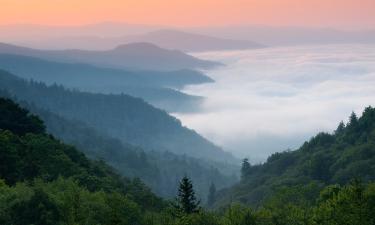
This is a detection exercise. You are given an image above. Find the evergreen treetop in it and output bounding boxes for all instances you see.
[176,176,200,214]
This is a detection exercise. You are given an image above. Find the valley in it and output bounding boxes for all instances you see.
[0,3,374,223]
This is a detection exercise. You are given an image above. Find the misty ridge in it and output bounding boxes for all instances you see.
[0,53,214,112]
[0,20,375,225]
[0,42,220,71]
[1,22,374,50]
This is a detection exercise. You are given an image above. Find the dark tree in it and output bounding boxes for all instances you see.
[335,120,346,135]
[10,188,61,225]
[241,158,251,180]
[348,111,359,129]
[176,176,200,214]
[0,98,45,135]
[207,182,216,207]
[346,111,359,143]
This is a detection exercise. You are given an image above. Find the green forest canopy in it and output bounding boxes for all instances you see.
[0,97,374,224]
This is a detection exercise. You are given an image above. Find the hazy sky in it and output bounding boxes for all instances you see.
[1,0,374,29]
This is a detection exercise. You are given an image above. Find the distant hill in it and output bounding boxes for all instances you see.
[0,54,213,88]
[0,69,236,164]
[0,54,212,112]
[10,29,265,52]
[0,23,264,51]
[121,29,265,52]
[0,42,220,71]
[0,22,165,41]
[213,108,375,207]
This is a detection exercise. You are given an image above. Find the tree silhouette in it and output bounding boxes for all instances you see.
[335,120,346,135]
[241,158,251,180]
[348,111,359,129]
[176,176,200,214]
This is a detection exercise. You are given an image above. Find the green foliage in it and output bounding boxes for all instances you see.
[137,181,375,225]
[0,129,129,192]
[1,178,373,225]
[175,176,201,214]
[0,97,164,210]
[1,78,375,224]
[313,180,375,225]
[9,187,60,225]
[0,97,45,135]
[216,107,375,206]
[222,204,257,225]
[0,178,145,225]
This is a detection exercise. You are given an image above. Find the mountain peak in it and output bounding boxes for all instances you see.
[113,42,163,51]
[124,29,266,52]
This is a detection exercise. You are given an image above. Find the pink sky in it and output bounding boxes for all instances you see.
[0,0,374,29]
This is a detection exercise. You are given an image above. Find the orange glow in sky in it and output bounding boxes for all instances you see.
[0,0,374,29]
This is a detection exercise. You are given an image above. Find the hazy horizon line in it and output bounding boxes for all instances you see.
[1,21,374,32]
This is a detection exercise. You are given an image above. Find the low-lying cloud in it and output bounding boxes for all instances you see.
[173,44,375,162]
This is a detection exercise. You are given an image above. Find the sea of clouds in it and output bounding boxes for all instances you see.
[173,44,375,162]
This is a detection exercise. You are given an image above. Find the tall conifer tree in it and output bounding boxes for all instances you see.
[176,176,200,214]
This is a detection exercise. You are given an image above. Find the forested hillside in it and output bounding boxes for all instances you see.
[0,69,235,164]
[0,97,165,224]
[0,71,237,200]
[214,107,375,207]
[11,93,237,199]
[0,98,375,225]
[0,90,374,225]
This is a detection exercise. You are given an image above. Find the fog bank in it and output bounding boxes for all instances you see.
[174,44,375,161]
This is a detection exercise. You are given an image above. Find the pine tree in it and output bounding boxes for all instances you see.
[347,111,359,143]
[348,111,359,129]
[335,121,346,135]
[207,182,216,207]
[176,176,200,214]
[241,158,251,180]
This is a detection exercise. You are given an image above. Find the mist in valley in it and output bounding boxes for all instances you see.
[174,44,375,161]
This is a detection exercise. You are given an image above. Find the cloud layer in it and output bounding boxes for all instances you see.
[173,44,375,161]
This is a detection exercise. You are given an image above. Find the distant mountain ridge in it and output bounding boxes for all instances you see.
[0,23,265,51]
[189,25,375,46]
[9,29,266,52]
[0,53,213,112]
[0,42,220,71]
[0,22,165,40]
[0,53,213,88]
[120,29,266,52]
[2,23,374,50]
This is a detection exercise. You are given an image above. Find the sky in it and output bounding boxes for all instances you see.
[0,0,375,29]
[174,44,375,161]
